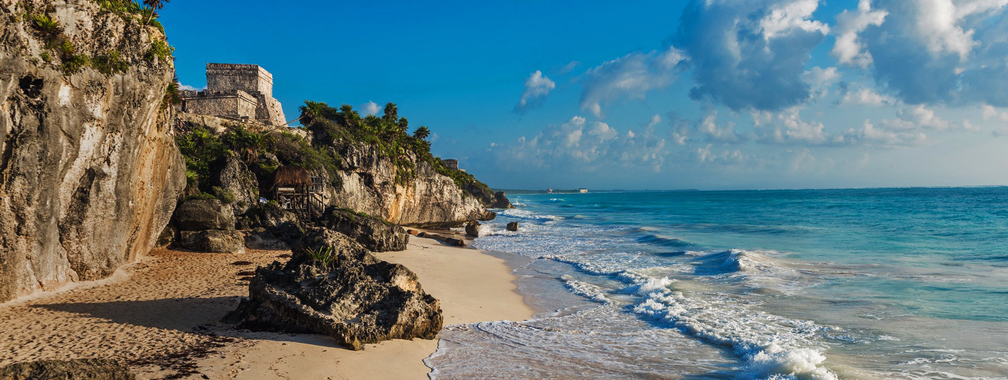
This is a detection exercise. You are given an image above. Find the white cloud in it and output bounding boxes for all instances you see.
[760,0,830,39]
[676,0,827,111]
[803,66,840,99]
[841,120,927,146]
[179,84,205,91]
[361,101,381,116]
[757,108,831,145]
[982,104,1008,122]
[842,87,894,106]
[514,70,556,114]
[883,104,953,130]
[498,115,668,172]
[580,46,686,117]
[694,144,745,165]
[697,111,745,144]
[831,0,887,67]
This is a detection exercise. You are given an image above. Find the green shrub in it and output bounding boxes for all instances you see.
[212,186,236,204]
[61,53,89,75]
[182,192,217,202]
[40,51,51,63]
[145,39,173,62]
[92,51,129,75]
[305,246,336,268]
[30,13,59,38]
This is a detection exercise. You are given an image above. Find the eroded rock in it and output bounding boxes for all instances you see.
[179,230,245,253]
[465,220,480,237]
[225,229,442,350]
[0,1,185,301]
[173,198,235,231]
[319,207,408,252]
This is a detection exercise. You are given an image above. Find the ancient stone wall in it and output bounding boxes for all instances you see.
[187,63,286,125]
[206,63,273,97]
[184,90,256,121]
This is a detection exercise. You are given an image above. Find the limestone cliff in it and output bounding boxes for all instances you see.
[327,143,490,226]
[0,0,186,302]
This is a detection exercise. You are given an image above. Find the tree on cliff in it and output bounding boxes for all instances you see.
[413,126,430,141]
[142,0,170,24]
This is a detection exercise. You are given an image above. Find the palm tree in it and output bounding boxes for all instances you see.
[143,0,170,24]
[413,126,430,141]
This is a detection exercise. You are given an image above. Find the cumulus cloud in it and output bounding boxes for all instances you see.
[842,86,895,106]
[754,108,833,145]
[862,0,1008,105]
[803,66,840,99]
[831,0,887,67]
[579,46,686,117]
[882,104,954,130]
[179,84,205,91]
[361,101,381,116]
[514,70,556,114]
[497,115,668,172]
[840,120,927,146]
[759,0,830,39]
[982,104,1008,122]
[694,144,745,165]
[675,0,828,111]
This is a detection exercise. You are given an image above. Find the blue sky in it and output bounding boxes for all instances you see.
[161,0,1008,190]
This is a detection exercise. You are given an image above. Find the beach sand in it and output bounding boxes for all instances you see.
[0,234,533,379]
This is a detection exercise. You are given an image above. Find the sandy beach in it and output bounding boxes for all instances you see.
[0,234,533,379]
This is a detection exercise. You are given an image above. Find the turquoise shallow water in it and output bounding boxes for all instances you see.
[426,188,1008,379]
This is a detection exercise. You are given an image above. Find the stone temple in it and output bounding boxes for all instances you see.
[181,63,287,126]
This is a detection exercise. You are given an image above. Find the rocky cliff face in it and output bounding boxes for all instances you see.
[0,0,186,302]
[326,143,491,226]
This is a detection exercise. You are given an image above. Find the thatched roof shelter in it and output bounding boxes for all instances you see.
[273,166,311,189]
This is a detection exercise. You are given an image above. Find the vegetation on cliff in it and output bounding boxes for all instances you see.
[174,123,342,202]
[298,101,496,199]
[19,0,173,76]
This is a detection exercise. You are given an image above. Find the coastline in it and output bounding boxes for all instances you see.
[0,234,533,379]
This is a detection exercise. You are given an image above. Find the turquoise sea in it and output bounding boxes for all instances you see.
[426,188,1008,379]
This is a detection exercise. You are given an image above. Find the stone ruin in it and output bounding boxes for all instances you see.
[181,63,287,126]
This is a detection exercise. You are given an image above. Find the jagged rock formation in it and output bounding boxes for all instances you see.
[318,207,408,252]
[328,143,493,226]
[0,358,135,380]
[0,1,186,301]
[210,156,258,215]
[225,229,443,350]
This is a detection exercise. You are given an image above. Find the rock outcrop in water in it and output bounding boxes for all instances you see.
[0,0,186,302]
[225,229,443,350]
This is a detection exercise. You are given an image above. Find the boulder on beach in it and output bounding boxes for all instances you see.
[465,221,480,237]
[319,207,408,252]
[179,230,246,253]
[0,359,135,380]
[173,198,236,231]
[224,229,443,350]
[507,222,519,232]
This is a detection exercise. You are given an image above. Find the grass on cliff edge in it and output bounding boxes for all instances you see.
[299,101,495,198]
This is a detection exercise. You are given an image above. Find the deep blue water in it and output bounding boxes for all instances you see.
[427,188,1008,379]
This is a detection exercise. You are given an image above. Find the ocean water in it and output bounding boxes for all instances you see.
[425,188,1008,379]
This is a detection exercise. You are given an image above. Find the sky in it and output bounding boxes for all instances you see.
[160,0,1008,190]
